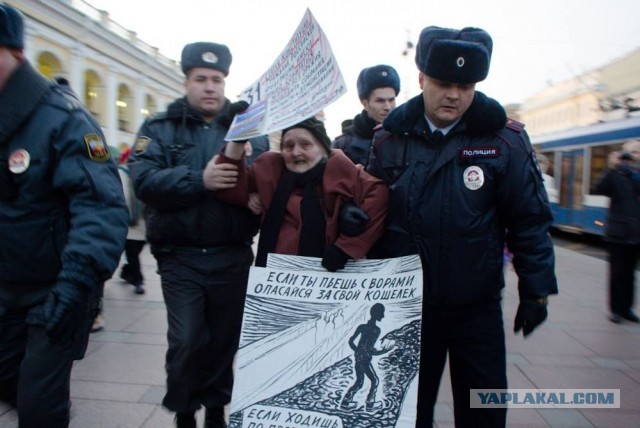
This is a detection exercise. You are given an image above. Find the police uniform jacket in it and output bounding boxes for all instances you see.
[128,97,264,250]
[0,61,128,292]
[593,166,640,244]
[216,149,388,259]
[367,92,557,308]
[332,110,378,167]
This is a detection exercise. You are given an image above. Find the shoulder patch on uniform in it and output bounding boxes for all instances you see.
[83,133,111,162]
[506,118,525,133]
[134,136,150,154]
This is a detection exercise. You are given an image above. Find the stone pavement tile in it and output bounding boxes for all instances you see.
[71,379,149,402]
[0,408,18,426]
[523,355,599,368]
[565,329,640,358]
[433,402,454,423]
[523,366,640,410]
[621,368,640,383]
[124,332,167,346]
[141,406,208,428]
[123,309,168,335]
[537,408,594,427]
[98,304,154,333]
[507,408,550,426]
[590,357,631,369]
[139,385,166,404]
[68,399,157,428]
[89,330,136,344]
[72,342,166,385]
[624,359,640,368]
[507,353,529,365]
[579,409,640,428]
[505,328,597,358]
[509,364,540,388]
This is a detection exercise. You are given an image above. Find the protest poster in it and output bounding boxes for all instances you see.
[229,255,422,428]
[225,9,346,141]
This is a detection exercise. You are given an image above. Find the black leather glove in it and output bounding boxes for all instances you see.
[339,200,370,237]
[43,282,92,344]
[322,245,350,272]
[217,100,249,128]
[514,297,548,337]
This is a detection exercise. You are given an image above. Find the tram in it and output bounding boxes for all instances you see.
[531,115,640,236]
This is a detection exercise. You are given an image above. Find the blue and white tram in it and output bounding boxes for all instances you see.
[531,116,640,236]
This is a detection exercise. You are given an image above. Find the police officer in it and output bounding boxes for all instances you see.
[0,5,128,427]
[332,64,400,167]
[128,42,268,428]
[366,26,558,427]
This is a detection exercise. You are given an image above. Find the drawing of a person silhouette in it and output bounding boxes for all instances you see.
[340,303,393,412]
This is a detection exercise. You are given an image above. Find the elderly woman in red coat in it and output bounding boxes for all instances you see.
[213,117,388,271]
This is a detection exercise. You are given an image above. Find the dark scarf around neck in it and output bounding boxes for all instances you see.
[256,159,327,267]
[352,109,377,139]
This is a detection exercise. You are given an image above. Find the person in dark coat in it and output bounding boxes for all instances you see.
[593,141,640,324]
[332,65,400,167]
[0,5,128,426]
[128,41,268,428]
[366,25,558,427]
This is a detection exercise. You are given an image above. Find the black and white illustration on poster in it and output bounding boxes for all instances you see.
[225,8,346,141]
[229,255,423,428]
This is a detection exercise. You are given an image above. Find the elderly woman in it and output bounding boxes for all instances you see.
[213,117,388,271]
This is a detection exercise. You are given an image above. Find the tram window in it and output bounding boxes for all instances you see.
[537,151,557,200]
[589,144,623,193]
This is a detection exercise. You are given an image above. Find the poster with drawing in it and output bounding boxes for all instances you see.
[225,8,346,141]
[229,254,422,428]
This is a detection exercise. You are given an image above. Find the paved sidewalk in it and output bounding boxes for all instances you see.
[1,245,639,427]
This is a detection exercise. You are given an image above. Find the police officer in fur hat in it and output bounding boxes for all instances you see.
[366,26,557,427]
[127,41,269,428]
[0,4,128,426]
[332,64,400,167]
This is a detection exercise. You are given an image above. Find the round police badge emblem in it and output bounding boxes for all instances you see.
[463,165,484,190]
[8,149,30,174]
[202,52,218,64]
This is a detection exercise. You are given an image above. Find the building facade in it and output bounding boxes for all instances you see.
[519,48,640,137]
[6,0,185,152]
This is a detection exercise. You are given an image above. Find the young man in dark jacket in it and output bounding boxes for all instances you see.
[128,41,268,428]
[366,26,558,427]
[332,64,400,167]
[594,141,640,324]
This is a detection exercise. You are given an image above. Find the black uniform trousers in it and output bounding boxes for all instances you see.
[0,284,93,428]
[415,298,507,428]
[156,244,253,413]
[608,242,640,315]
[123,239,146,285]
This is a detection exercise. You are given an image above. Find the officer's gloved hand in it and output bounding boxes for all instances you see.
[218,101,249,128]
[43,281,92,344]
[514,297,548,337]
[339,200,370,237]
[322,245,350,272]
